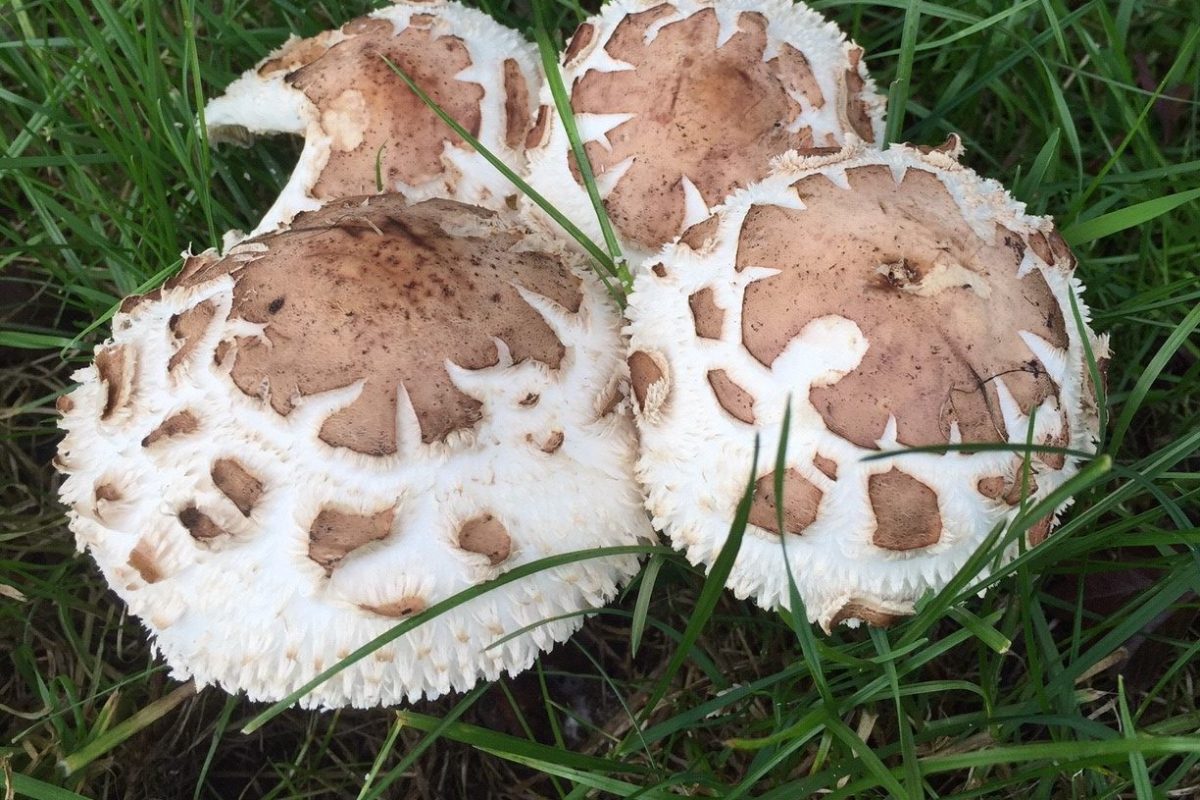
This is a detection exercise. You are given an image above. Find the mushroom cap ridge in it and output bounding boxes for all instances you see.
[56,196,653,708]
[625,139,1108,631]
[205,0,540,239]
[525,0,887,264]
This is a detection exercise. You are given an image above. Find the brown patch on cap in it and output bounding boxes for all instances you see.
[629,350,665,413]
[594,381,622,419]
[813,454,838,480]
[1027,231,1052,264]
[284,22,485,198]
[843,47,876,142]
[1027,515,1053,546]
[688,287,723,339]
[570,8,843,249]
[737,167,1071,450]
[1047,230,1075,269]
[168,300,217,372]
[308,507,395,571]
[748,468,822,535]
[128,540,163,584]
[502,59,531,149]
[650,263,668,278]
[258,31,334,77]
[360,596,427,618]
[342,17,392,37]
[142,410,199,447]
[179,506,227,540]
[976,476,1006,500]
[95,345,133,420]
[828,599,904,629]
[95,483,122,502]
[977,474,1038,506]
[458,514,511,565]
[563,22,595,63]
[771,43,824,109]
[539,430,565,454]
[525,105,550,149]
[170,197,581,453]
[707,369,755,424]
[119,287,163,315]
[679,215,720,251]
[56,394,75,414]
[915,137,961,157]
[211,458,263,517]
[869,468,942,551]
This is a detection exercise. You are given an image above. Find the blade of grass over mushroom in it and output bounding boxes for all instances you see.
[954,455,1113,597]
[638,436,760,721]
[859,441,1095,462]
[531,1,629,292]
[773,402,832,705]
[378,55,624,305]
[240,545,663,733]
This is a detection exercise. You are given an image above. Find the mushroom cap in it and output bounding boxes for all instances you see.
[625,140,1108,631]
[525,0,887,263]
[205,0,540,238]
[55,196,652,708]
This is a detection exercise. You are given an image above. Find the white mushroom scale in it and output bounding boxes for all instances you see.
[625,140,1108,631]
[56,196,653,708]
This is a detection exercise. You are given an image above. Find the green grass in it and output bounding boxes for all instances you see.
[2,0,1199,797]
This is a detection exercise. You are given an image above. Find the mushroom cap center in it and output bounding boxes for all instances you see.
[734,165,1068,449]
[171,197,581,453]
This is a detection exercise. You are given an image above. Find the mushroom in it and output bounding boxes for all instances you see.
[205,0,540,239]
[525,0,886,263]
[55,195,652,708]
[625,139,1108,631]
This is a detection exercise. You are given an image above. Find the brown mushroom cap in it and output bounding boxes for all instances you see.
[169,197,581,453]
[526,0,886,256]
[625,142,1107,630]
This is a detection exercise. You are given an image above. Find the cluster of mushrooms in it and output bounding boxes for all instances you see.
[56,0,1108,708]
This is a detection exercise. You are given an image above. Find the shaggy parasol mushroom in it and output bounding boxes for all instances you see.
[205,0,540,238]
[55,196,652,708]
[625,139,1108,631]
[525,0,886,262]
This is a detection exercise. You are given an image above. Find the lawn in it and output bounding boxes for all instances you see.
[2,0,1199,798]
